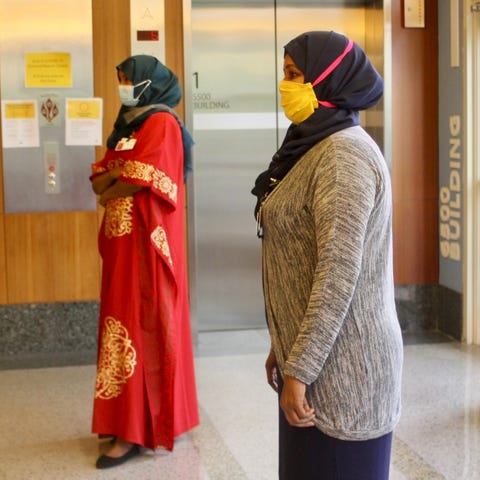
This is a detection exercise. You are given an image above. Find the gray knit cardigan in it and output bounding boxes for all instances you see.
[261,126,403,441]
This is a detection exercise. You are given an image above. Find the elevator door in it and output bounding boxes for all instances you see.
[191,4,276,331]
[191,1,376,331]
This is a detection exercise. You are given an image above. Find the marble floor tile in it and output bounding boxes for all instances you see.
[0,329,479,479]
[393,342,480,480]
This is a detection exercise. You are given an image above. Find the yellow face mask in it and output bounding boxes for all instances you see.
[279,80,318,125]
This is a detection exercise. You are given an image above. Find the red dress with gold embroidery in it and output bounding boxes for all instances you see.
[90,112,199,451]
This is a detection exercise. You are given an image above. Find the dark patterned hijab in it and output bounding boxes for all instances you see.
[252,31,383,212]
[107,55,193,179]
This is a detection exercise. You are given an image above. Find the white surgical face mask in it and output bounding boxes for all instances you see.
[118,79,152,107]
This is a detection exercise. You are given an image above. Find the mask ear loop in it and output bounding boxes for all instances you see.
[133,79,152,100]
[311,38,354,109]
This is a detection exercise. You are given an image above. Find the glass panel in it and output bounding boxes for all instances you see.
[0,0,95,213]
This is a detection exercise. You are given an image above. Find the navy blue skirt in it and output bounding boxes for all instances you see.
[278,379,393,480]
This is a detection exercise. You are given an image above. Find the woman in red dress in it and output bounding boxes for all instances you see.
[90,55,199,469]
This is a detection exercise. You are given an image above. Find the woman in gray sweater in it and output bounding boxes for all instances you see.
[252,31,403,479]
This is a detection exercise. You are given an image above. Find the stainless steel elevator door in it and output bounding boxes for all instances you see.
[191,5,277,330]
[191,2,375,331]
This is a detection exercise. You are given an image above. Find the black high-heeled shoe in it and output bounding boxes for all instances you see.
[95,444,140,469]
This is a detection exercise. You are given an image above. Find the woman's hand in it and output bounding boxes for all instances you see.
[91,165,123,195]
[265,350,278,392]
[99,180,144,206]
[109,165,123,180]
[280,375,315,428]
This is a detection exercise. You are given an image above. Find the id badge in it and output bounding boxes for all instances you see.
[115,137,137,151]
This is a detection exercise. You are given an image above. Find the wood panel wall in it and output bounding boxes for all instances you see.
[165,0,185,119]
[391,0,439,284]
[0,134,6,303]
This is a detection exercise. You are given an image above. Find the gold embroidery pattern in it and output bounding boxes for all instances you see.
[104,197,134,238]
[123,160,178,202]
[107,158,125,170]
[151,226,173,265]
[95,317,137,400]
[91,165,107,175]
[153,170,178,203]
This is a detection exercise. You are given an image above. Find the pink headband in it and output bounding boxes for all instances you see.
[312,38,354,109]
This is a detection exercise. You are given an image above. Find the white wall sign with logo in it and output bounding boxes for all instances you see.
[65,98,103,146]
[1,100,39,148]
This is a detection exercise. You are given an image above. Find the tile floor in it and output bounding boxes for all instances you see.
[1,329,480,479]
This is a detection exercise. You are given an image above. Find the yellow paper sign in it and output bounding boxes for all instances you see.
[67,99,101,119]
[25,52,72,88]
[4,101,36,119]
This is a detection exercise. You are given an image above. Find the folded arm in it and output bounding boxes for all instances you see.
[98,180,144,206]
[90,166,123,195]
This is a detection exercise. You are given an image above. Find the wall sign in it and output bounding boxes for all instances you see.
[25,52,72,88]
[439,114,462,262]
[1,100,39,148]
[438,1,463,293]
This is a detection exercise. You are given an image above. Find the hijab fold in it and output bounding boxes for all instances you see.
[107,55,193,180]
[252,31,384,213]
